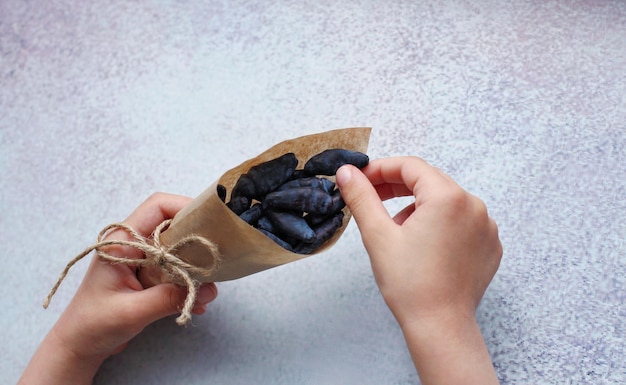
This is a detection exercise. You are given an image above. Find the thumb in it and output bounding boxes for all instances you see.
[336,165,394,240]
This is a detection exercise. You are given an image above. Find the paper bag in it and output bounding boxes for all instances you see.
[139,127,371,286]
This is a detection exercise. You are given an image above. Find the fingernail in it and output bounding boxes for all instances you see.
[335,165,352,187]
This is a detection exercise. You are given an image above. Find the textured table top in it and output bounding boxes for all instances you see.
[2,1,625,384]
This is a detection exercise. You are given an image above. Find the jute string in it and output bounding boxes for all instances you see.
[43,219,221,326]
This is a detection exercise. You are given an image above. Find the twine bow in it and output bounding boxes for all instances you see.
[43,220,221,326]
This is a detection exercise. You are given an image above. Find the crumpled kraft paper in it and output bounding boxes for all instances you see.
[139,127,371,286]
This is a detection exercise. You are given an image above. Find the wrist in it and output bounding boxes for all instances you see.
[19,327,106,385]
[400,309,499,385]
[49,325,108,372]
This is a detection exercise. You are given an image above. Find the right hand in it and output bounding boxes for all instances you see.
[335,156,502,329]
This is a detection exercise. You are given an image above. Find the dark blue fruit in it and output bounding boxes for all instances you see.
[303,149,369,175]
[264,187,333,215]
[217,184,227,202]
[276,176,336,194]
[295,212,344,254]
[231,153,298,199]
[258,229,294,252]
[226,195,250,215]
[265,209,316,243]
[239,203,263,225]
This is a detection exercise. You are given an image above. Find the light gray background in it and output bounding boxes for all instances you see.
[2,1,625,384]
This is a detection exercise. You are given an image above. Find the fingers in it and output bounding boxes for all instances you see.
[132,282,218,325]
[486,217,503,272]
[191,283,220,315]
[362,157,456,203]
[335,165,395,239]
[392,203,416,225]
[124,192,193,237]
[336,157,448,236]
[102,193,193,260]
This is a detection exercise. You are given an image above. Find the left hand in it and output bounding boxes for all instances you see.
[19,193,218,385]
[54,192,219,359]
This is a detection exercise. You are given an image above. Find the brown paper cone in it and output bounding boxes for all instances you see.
[139,127,371,286]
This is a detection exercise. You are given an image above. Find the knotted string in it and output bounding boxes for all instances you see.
[43,220,221,326]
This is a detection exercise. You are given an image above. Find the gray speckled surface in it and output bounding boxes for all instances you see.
[2,1,625,384]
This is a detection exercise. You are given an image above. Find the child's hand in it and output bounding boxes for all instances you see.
[336,157,502,384]
[19,193,218,385]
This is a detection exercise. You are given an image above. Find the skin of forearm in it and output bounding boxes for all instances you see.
[18,328,104,385]
[401,312,499,385]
